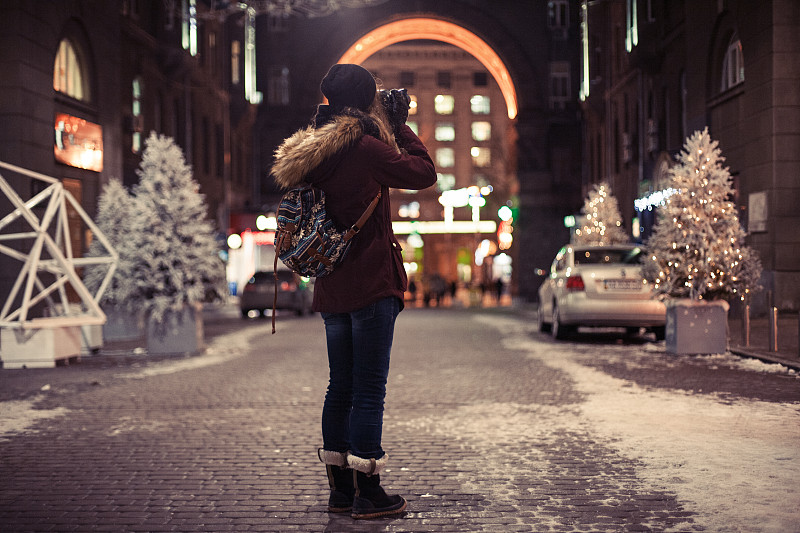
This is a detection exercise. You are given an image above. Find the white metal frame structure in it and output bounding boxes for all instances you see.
[0,161,118,329]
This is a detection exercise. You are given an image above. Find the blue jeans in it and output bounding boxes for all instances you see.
[321,296,401,459]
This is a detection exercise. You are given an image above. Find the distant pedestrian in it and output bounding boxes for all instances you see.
[271,63,436,519]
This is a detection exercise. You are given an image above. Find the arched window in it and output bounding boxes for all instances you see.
[53,38,90,101]
[721,35,744,91]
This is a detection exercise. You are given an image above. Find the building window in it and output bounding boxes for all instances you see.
[408,94,418,115]
[436,148,455,168]
[53,38,89,101]
[548,0,569,29]
[268,66,289,106]
[721,35,745,91]
[406,121,418,135]
[470,95,490,114]
[473,72,488,87]
[434,94,454,115]
[471,121,491,142]
[625,0,639,52]
[437,173,456,192]
[132,77,143,153]
[437,71,451,88]
[231,40,241,85]
[549,62,571,109]
[182,0,197,57]
[435,123,455,142]
[471,147,491,167]
[244,6,260,104]
[400,71,415,87]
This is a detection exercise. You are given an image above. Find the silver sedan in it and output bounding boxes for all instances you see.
[537,244,666,340]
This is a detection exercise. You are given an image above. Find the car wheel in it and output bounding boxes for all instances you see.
[537,304,551,332]
[551,304,573,340]
[653,326,666,341]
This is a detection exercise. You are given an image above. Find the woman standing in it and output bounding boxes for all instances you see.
[270,64,436,519]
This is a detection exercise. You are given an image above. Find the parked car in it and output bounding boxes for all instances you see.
[537,244,666,340]
[239,270,313,318]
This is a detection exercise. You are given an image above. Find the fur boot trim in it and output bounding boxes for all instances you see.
[347,453,388,476]
[318,448,348,468]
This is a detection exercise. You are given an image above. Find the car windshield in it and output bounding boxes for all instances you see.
[573,248,644,265]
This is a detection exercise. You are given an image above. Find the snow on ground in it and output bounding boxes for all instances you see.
[474,314,800,533]
[0,396,68,442]
[0,323,270,440]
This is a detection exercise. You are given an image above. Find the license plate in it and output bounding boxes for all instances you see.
[604,279,641,290]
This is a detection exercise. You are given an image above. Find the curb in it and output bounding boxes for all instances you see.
[728,346,800,372]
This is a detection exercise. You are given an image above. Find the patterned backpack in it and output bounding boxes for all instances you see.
[270,185,381,332]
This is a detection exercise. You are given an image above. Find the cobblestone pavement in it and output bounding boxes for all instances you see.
[0,304,798,532]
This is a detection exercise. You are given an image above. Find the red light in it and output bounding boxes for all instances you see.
[280,281,292,291]
[566,275,585,290]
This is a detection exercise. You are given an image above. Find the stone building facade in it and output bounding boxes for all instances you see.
[580,0,800,312]
[0,0,257,310]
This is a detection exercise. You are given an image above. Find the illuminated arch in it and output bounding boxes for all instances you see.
[338,18,518,119]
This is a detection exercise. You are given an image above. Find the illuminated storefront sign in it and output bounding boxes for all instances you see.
[393,220,496,234]
[54,113,103,172]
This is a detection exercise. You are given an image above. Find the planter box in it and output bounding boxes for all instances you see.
[146,304,204,355]
[81,324,103,355]
[1,326,82,369]
[665,299,729,355]
[102,305,144,342]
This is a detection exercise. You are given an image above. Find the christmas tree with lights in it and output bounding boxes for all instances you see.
[129,132,226,324]
[573,182,629,245]
[643,128,761,300]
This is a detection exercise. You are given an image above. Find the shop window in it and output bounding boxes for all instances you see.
[721,35,745,91]
[435,123,455,142]
[434,94,454,115]
[436,148,454,168]
[470,95,490,114]
[471,146,491,167]
[471,121,491,141]
[53,38,90,101]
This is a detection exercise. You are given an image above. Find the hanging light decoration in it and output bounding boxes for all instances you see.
[200,0,389,19]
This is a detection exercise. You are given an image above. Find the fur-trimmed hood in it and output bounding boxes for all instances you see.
[271,111,387,190]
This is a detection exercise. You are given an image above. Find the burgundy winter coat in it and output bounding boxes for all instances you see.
[270,114,436,313]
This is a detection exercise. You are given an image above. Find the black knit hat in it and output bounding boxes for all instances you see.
[320,64,376,111]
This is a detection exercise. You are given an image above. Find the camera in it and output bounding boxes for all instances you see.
[379,88,410,128]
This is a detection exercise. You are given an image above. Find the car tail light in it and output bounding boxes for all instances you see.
[566,275,585,291]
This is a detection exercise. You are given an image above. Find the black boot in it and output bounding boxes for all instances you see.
[318,449,355,513]
[347,454,407,519]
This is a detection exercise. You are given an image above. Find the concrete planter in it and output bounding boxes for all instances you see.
[102,305,144,342]
[1,326,82,369]
[665,299,729,355]
[80,324,104,355]
[146,304,204,355]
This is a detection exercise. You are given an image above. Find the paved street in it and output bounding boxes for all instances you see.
[1,304,799,532]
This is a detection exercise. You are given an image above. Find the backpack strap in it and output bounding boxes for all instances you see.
[343,190,382,241]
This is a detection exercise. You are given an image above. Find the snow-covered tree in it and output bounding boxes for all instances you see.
[572,182,629,245]
[643,128,762,300]
[129,132,226,324]
[84,178,136,307]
